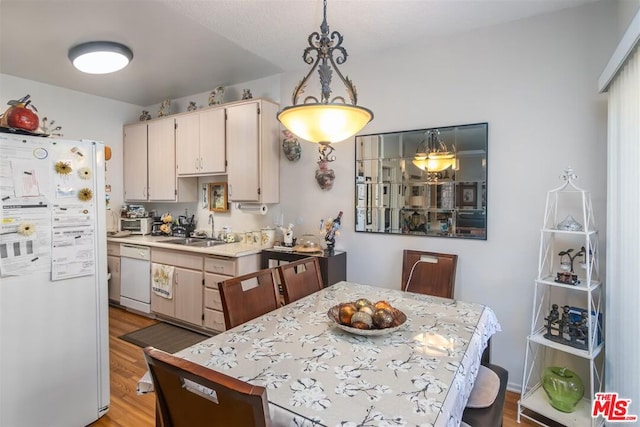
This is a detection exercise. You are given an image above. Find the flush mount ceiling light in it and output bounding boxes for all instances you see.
[412,129,457,173]
[277,0,373,162]
[68,41,133,74]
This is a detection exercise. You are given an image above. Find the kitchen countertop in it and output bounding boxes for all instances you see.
[106,234,269,258]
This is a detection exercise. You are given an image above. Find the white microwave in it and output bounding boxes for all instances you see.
[120,217,153,235]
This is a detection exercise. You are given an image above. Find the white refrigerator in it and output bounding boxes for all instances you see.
[0,134,110,426]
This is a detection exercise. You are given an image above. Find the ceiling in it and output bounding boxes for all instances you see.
[1,0,597,107]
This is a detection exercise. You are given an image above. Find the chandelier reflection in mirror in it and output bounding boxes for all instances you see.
[412,129,457,182]
[277,0,374,163]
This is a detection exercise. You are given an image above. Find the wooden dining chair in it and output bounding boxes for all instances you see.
[218,268,280,329]
[143,346,271,427]
[276,257,324,304]
[401,249,458,298]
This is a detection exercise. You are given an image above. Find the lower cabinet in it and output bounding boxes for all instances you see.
[107,243,121,303]
[150,248,204,327]
[203,254,260,332]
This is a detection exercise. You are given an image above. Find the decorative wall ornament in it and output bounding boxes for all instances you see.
[315,159,335,190]
[158,99,171,117]
[282,130,301,162]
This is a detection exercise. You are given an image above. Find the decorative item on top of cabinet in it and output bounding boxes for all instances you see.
[242,89,253,100]
[139,110,151,121]
[157,99,171,117]
[187,101,197,112]
[208,86,224,106]
[518,167,604,427]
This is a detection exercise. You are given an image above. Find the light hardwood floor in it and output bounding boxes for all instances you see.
[91,305,537,427]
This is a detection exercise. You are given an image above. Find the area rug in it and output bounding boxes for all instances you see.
[119,322,209,354]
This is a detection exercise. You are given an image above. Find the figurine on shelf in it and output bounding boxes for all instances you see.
[209,86,224,105]
[187,101,197,112]
[555,247,585,285]
[242,89,253,100]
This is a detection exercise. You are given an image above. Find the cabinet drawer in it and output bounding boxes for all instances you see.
[204,272,229,289]
[204,287,222,311]
[204,256,235,275]
[107,243,120,256]
[152,248,203,270]
[204,308,226,332]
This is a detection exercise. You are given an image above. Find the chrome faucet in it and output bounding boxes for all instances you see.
[208,213,215,239]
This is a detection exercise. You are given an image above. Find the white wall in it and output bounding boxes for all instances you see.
[0,74,142,212]
[277,1,618,390]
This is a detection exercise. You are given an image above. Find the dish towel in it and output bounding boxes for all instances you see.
[151,263,174,299]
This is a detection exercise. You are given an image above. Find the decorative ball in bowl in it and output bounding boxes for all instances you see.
[327,298,407,336]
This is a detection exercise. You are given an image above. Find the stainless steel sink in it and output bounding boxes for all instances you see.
[164,237,226,247]
[188,239,227,247]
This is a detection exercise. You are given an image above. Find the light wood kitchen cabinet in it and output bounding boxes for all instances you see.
[226,99,280,203]
[123,118,197,202]
[176,108,226,176]
[150,248,204,327]
[106,243,121,303]
[122,122,148,200]
[203,254,260,332]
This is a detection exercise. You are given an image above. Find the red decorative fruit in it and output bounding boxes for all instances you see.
[5,105,39,131]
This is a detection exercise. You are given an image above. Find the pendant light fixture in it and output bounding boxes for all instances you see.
[277,0,373,162]
[68,41,133,74]
[412,129,456,173]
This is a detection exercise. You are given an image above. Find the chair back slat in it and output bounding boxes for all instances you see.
[277,257,324,304]
[402,250,458,298]
[143,346,270,427]
[219,268,279,329]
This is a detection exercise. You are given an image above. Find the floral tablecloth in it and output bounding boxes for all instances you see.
[140,281,500,426]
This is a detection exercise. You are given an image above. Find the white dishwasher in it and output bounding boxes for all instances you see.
[120,244,151,313]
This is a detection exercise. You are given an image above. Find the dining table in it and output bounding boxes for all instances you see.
[138,281,501,426]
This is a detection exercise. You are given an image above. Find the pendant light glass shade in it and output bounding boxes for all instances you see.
[277,0,373,157]
[278,103,373,144]
[412,129,456,172]
[69,41,133,74]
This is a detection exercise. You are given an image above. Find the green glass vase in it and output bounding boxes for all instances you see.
[542,366,584,412]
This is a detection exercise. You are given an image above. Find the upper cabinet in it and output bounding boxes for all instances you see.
[176,108,226,176]
[226,99,280,203]
[123,117,197,202]
[123,98,278,204]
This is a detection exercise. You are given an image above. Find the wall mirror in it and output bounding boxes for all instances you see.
[355,122,487,240]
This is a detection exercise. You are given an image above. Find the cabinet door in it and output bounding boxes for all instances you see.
[227,102,260,201]
[174,267,203,326]
[148,118,177,201]
[199,108,226,174]
[175,114,200,175]
[107,255,121,303]
[123,123,148,201]
[151,285,174,317]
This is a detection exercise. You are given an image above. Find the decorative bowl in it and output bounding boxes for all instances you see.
[327,304,407,336]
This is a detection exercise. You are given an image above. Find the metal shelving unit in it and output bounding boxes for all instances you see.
[518,169,604,427]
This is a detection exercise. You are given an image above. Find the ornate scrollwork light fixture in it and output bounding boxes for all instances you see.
[277,0,373,162]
